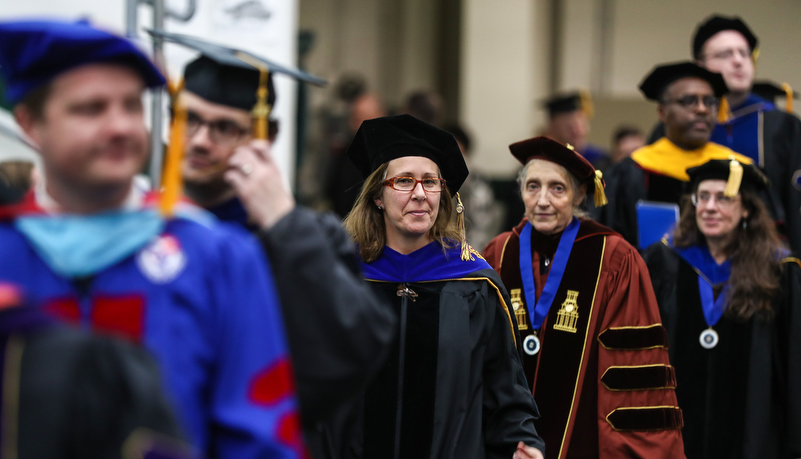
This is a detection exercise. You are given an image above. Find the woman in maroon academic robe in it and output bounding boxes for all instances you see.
[483,136,685,459]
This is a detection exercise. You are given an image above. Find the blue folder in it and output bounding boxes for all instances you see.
[636,200,679,249]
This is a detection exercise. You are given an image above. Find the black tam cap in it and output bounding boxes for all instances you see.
[751,80,799,102]
[687,158,768,196]
[510,136,607,206]
[639,61,728,102]
[346,114,468,194]
[184,55,274,111]
[541,91,592,117]
[692,15,758,60]
[146,29,325,110]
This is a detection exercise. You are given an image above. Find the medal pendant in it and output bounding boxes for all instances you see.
[699,328,719,349]
[523,333,541,355]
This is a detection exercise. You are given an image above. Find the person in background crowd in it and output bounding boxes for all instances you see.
[642,159,801,458]
[483,136,684,459]
[602,62,751,246]
[444,123,503,251]
[0,281,189,459]
[648,15,801,253]
[402,89,445,127]
[0,19,300,458]
[344,114,545,459]
[609,126,644,165]
[163,34,395,459]
[541,91,609,169]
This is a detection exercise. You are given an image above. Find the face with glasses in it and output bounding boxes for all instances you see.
[659,77,717,150]
[181,91,252,187]
[699,30,754,95]
[694,179,749,242]
[374,156,442,251]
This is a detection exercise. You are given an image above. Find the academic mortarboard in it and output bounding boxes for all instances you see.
[639,61,728,102]
[0,19,165,106]
[751,80,798,113]
[149,30,325,86]
[692,15,758,60]
[346,114,468,194]
[541,91,593,118]
[509,136,607,206]
[687,158,768,197]
[183,55,275,111]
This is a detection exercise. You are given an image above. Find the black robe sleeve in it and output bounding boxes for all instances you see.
[764,111,801,254]
[258,207,397,423]
[479,271,545,458]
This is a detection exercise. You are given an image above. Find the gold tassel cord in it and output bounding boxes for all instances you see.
[782,82,793,113]
[160,79,187,217]
[717,96,731,124]
[233,51,272,140]
[579,89,594,119]
[724,157,743,198]
[456,192,472,261]
[593,170,608,207]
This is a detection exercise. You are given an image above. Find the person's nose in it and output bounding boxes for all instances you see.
[536,190,550,208]
[411,181,427,200]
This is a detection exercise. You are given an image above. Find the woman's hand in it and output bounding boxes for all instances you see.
[224,140,295,229]
[513,441,544,459]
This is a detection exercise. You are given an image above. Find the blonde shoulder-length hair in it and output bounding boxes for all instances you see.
[343,161,462,262]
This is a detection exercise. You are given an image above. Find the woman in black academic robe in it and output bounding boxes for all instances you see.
[342,115,544,459]
[642,159,801,459]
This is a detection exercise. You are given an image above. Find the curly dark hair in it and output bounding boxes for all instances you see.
[672,190,783,320]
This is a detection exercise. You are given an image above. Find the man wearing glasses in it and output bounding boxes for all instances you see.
[647,15,801,253]
[601,62,751,246]
[177,52,396,459]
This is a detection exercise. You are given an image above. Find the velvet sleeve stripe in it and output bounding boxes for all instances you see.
[597,324,669,350]
[600,364,677,391]
[605,406,683,432]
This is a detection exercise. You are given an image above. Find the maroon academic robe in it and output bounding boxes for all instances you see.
[483,218,684,459]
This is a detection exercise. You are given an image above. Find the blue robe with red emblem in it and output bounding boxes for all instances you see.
[0,198,302,458]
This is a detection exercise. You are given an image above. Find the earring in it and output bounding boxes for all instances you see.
[377,205,383,210]
[742,220,748,229]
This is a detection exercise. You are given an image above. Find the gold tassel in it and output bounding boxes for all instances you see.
[724,157,743,198]
[579,89,594,119]
[717,95,731,124]
[253,68,271,140]
[593,170,608,207]
[782,82,793,113]
[234,51,272,140]
[160,79,187,217]
[456,192,472,261]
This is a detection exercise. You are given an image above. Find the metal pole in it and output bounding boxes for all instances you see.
[149,0,166,188]
[125,0,138,37]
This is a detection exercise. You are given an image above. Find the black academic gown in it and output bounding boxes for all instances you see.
[0,306,185,458]
[642,243,801,458]
[351,242,543,459]
[256,206,397,459]
[598,156,686,246]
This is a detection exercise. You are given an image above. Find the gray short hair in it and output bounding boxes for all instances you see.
[517,158,587,217]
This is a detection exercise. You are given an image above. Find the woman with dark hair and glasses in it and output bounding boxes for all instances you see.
[342,114,544,459]
[642,158,801,458]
